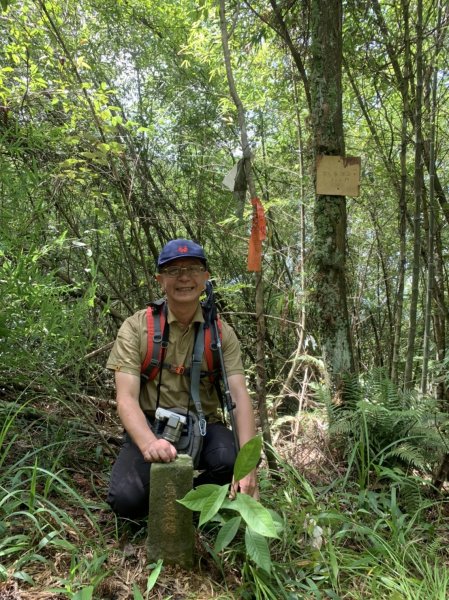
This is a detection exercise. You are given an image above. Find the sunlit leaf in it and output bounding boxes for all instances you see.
[13,570,34,585]
[72,586,94,600]
[132,584,144,600]
[233,436,262,482]
[244,527,271,573]
[146,558,163,592]
[214,515,242,552]
[223,494,278,538]
[199,485,229,526]
[177,484,221,511]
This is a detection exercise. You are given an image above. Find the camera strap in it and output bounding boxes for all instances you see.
[190,322,207,437]
[155,311,170,411]
[154,318,207,437]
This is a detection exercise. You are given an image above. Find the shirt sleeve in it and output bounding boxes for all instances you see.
[106,315,143,377]
[221,320,245,377]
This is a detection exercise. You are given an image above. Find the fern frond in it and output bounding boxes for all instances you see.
[383,443,427,470]
[398,478,422,514]
[326,369,449,481]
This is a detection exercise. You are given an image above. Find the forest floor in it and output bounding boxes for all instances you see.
[4,393,449,600]
[0,395,336,600]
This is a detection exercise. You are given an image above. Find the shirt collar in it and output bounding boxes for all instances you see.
[166,303,204,325]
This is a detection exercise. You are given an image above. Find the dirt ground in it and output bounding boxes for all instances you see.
[1,407,335,600]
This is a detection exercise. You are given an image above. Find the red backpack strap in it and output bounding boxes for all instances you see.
[141,304,167,382]
[204,316,222,382]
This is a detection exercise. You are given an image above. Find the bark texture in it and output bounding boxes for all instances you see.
[310,0,355,391]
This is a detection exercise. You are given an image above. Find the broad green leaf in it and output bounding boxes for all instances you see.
[267,508,285,535]
[146,559,163,592]
[199,485,229,526]
[72,587,94,600]
[328,539,338,580]
[97,143,110,153]
[323,590,341,599]
[223,494,278,538]
[13,571,34,585]
[132,584,144,600]
[0,0,8,11]
[244,527,271,574]
[38,530,60,549]
[214,516,242,552]
[233,436,262,482]
[177,484,221,511]
[49,538,77,551]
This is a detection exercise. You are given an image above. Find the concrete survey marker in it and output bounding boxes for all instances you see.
[147,454,194,568]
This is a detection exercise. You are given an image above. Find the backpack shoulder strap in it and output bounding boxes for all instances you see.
[141,300,168,382]
[190,323,207,436]
[203,313,223,383]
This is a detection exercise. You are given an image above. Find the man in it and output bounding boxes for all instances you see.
[106,239,258,519]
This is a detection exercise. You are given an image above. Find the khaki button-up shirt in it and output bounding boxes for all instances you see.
[106,303,244,422]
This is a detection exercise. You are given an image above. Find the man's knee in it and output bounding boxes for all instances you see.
[203,445,236,471]
[199,423,237,471]
[107,484,148,520]
[107,436,151,519]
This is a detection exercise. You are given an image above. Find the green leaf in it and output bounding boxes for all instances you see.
[199,485,229,526]
[146,559,163,593]
[323,590,341,599]
[72,587,94,600]
[267,509,285,536]
[0,0,8,11]
[233,436,262,482]
[132,584,144,600]
[328,539,339,581]
[13,571,34,585]
[177,484,221,511]
[49,538,78,551]
[214,516,242,552]
[244,527,271,573]
[37,530,60,549]
[223,494,278,538]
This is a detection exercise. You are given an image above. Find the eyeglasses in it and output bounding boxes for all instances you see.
[160,265,206,278]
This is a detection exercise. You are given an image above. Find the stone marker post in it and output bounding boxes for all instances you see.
[147,454,194,568]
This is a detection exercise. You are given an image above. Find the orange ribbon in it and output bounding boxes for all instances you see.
[247,197,266,272]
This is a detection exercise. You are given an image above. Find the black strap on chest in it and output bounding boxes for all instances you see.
[141,301,208,436]
[190,322,207,436]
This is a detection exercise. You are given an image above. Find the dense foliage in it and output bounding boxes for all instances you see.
[2,0,449,598]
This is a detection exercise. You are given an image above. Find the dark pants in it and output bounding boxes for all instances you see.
[107,422,237,520]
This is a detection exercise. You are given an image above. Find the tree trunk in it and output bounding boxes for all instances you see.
[404,0,423,390]
[421,1,444,395]
[309,0,355,393]
[434,228,447,405]
[391,0,411,385]
[421,55,438,394]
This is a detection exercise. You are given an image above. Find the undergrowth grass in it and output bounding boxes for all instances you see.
[196,443,449,600]
[0,399,113,597]
[2,381,449,599]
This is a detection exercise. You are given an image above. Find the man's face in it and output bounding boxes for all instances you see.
[156,258,209,305]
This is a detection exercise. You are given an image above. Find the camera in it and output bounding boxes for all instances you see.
[154,408,187,444]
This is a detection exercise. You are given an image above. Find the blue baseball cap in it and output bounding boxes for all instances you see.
[157,239,207,271]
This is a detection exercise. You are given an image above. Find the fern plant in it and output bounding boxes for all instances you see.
[323,369,449,491]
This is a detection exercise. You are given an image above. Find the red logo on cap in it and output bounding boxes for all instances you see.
[178,246,188,253]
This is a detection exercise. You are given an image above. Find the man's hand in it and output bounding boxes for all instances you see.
[230,469,259,500]
[141,438,177,463]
